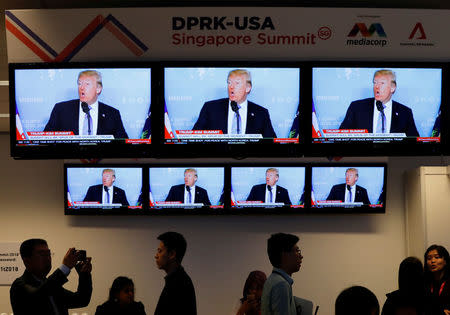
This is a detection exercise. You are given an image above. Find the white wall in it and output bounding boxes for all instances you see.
[0,134,449,315]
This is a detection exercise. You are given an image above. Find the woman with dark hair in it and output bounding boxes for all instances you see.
[424,244,450,315]
[95,276,146,315]
[235,270,267,315]
[381,256,428,315]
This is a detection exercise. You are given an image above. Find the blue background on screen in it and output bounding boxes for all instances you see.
[149,167,224,205]
[311,166,385,204]
[15,68,151,139]
[67,167,143,205]
[312,68,441,137]
[165,67,300,138]
[231,167,305,205]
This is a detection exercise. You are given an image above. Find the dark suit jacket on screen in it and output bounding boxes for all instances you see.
[339,98,419,137]
[83,184,129,206]
[10,269,92,315]
[165,184,211,206]
[44,99,128,138]
[247,184,292,205]
[326,184,370,205]
[192,98,277,138]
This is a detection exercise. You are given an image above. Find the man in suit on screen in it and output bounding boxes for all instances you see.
[247,168,291,205]
[44,70,128,138]
[83,168,129,206]
[326,168,370,204]
[165,168,211,206]
[339,69,419,137]
[192,69,277,138]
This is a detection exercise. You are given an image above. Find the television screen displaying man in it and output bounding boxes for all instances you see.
[165,168,211,206]
[247,168,291,205]
[192,69,277,138]
[339,69,419,137]
[83,168,129,206]
[44,70,128,138]
[326,168,370,204]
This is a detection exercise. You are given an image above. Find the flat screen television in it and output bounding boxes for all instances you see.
[310,164,386,213]
[309,62,446,156]
[160,62,302,157]
[230,165,306,213]
[65,165,145,214]
[10,62,154,159]
[148,166,225,213]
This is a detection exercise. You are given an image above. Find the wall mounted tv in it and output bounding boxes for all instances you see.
[10,62,154,159]
[160,62,303,157]
[148,165,226,214]
[230,165,306,213]
[65,165,146,214]
[308,62,447,156]
[310,164,386,213]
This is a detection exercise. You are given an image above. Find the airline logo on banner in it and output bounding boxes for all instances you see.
[400,22,435,47]
[5,10,148,62]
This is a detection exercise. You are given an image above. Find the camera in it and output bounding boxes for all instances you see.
[77,250,87,262]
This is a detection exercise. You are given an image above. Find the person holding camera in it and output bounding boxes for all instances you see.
[10,238,92,315]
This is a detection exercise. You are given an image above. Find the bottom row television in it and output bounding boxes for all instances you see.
[65,164,387,214]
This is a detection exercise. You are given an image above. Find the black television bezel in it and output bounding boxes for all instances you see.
[156,61,305,159]
[64,163,148,215]
[10,62,157,159]
[305,61,448,157]
[309,163,387,214]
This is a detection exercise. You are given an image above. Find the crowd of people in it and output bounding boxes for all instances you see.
[8,233,450,315]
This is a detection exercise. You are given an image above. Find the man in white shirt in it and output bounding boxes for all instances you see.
[339,69,419,137]
[326,168,370,204]
[192,69,277,138]
[83,168,129,206]
[165,168,211,206]
[44,70,128,138]
[261,233,303,315]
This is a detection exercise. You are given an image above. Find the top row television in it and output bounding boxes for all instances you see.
[10,61,448,158]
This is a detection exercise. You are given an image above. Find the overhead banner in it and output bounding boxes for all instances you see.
[5,7,450,62]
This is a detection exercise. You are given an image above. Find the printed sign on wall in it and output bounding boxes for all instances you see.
[5,8,450,62]
[0,243,23,285]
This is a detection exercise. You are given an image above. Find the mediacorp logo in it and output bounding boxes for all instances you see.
[346,23,388,47]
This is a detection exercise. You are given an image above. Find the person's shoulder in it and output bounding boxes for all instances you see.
[99,102,120,113]
[252,183,265,189]
[392,100,412,112]
[356,184,368,192]
[95,300,115,313]
[54,99,78,108]
[114,186,125,192]
[248,100,268,112]
[266,272,289,289]
[277,185,288,192]
[350,97,373,107]
[196,185,207,192]
[204,98,228,106]
[10,272,27,288]
[171,184,184,190]
[331,183,345,189]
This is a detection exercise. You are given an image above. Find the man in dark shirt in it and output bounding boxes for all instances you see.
[10,238,92,315]
[154,231,197,315]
